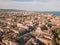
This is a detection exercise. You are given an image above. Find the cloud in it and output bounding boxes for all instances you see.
[0,0,12,1]
[0,0,60,11]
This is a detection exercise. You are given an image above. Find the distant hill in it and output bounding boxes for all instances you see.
[0,9,23,12]
[0,9,35,12]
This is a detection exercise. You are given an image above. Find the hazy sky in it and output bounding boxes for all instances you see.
[0,0,60,11]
